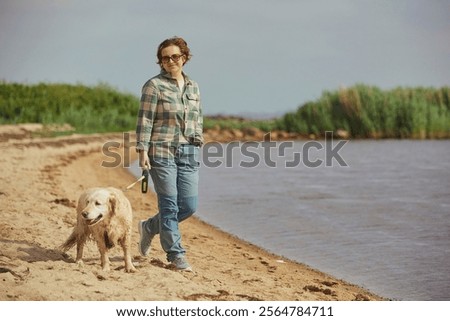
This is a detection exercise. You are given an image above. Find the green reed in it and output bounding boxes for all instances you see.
[277,84,450,139]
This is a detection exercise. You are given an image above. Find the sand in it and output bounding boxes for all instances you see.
[0,124,385,301]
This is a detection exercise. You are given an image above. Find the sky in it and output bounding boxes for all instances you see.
[1,0,449,116]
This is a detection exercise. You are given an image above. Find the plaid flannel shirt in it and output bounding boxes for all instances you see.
[135,70,203,159]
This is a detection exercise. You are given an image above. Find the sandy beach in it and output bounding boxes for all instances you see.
[0,124,385,301]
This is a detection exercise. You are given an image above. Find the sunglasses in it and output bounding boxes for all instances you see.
[161,54,184,64]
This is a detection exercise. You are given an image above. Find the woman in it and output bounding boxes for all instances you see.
[135,37,203,271]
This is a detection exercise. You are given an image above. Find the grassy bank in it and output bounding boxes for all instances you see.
[0,82,139,134]
[277,84,450,139]
[1,82,449,139]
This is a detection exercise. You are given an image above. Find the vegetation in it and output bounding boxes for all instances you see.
[277,84,450,139]
[203,116,277,132]
[0,82,139,134]
[0,82,277,135]
[1,82,449,138]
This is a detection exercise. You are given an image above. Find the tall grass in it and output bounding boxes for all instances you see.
[2,82,449,139]
[0,82,139,133]
[277,84,450,139]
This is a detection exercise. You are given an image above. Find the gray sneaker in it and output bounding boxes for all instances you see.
[170,256,192,271]
[138,220,154,257]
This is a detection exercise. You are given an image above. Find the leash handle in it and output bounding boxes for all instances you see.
[141,167,149,193]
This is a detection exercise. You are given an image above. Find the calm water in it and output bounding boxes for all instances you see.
[131,140,450,300]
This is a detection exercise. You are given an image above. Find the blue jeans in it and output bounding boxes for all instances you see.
[142,145,200,262]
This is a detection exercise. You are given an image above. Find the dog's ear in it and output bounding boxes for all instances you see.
[109,195,117,216]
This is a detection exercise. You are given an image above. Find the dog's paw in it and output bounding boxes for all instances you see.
[76,260,84,268]
[125,264,137,273]
[101,265,111,272]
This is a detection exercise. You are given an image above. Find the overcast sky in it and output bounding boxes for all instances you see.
[1,0,449,116]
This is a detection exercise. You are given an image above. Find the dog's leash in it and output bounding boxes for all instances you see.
[124,175,145,190]
[124,166,150,193]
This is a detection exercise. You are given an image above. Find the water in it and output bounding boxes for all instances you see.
[130,140,450,300]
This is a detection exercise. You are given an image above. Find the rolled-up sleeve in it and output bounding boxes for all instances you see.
[136,81,158,151]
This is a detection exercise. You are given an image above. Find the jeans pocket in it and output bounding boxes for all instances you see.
[191,146,200,168]
[179,145,200,168]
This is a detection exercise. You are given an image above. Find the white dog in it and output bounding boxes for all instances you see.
[60,187,136,272]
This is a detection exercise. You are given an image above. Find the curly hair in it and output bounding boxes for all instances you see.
[156,36,192,66]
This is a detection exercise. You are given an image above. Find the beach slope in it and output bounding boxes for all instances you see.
[0,125,384,301]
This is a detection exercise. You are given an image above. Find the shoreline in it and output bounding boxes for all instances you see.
[0,124,385,301]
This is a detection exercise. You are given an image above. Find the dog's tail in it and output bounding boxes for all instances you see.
[59,231,78,252]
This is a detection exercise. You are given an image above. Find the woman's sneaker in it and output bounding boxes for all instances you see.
[138,220,154,256]
[170,256,192,271]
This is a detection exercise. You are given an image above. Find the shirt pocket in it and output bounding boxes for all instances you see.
[186,93,200,110]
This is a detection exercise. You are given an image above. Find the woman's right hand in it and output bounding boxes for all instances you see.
[138,150,151,169]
